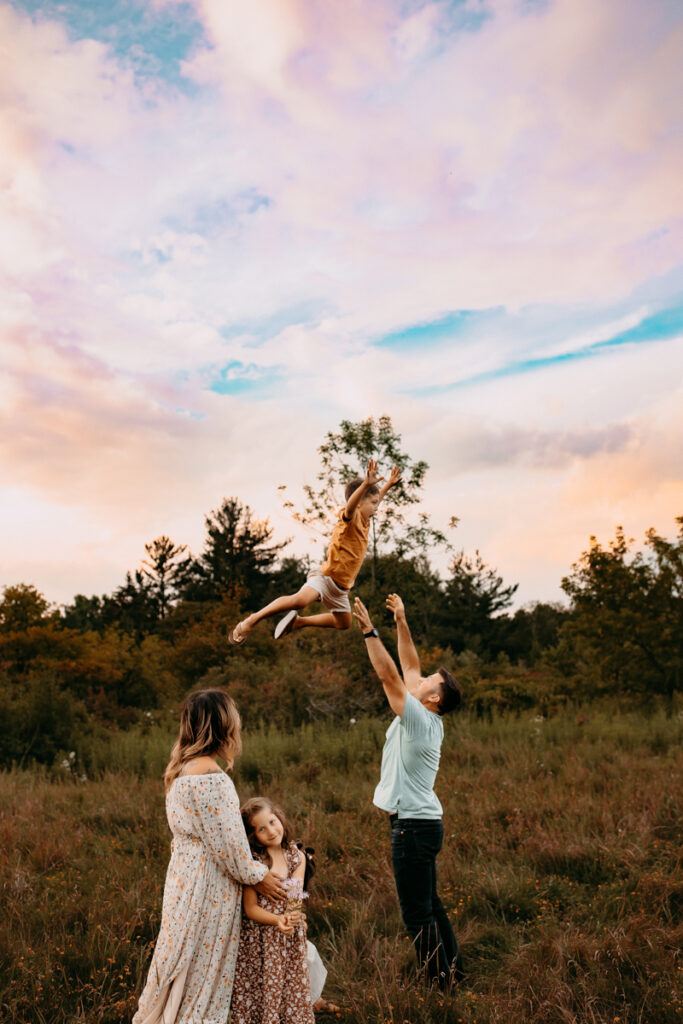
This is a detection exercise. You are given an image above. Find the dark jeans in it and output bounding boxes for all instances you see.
[390,816,464,986]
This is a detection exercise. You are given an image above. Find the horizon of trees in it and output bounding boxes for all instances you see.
[0,416,680,769]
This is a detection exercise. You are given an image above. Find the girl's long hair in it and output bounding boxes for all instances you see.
[241,797,317,885]
[164,689,242,792]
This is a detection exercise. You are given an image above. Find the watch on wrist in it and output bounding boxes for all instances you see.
[363,627,379,639]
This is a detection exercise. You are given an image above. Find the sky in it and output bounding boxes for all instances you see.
[1,0,682,609]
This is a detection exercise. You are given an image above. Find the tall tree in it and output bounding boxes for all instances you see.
[141,535,188,618]
[279,415,456,589]
[496,601,569,665]
[438,550,518,655]
[559,519,683,704]
[108,570,160,640]
[187,497,288,604]
[0,584,52,632]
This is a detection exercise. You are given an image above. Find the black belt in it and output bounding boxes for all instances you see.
[389,814,442,826]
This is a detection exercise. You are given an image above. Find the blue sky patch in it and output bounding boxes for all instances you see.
[595,305,683,350]
[209,361,283,397]
[166,191,272,238]
[10,0,206,88]
[377,307,504,350]
[403,299,683,395]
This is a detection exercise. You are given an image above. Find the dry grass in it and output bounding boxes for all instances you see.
[0,710,681,1023]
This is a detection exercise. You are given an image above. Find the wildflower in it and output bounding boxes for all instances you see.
[281,877,309,914]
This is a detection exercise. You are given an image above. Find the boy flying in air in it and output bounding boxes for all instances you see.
[228,460,401,645]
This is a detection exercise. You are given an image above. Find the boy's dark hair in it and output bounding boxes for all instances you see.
[436,668,463,716]
[345,477,380,501]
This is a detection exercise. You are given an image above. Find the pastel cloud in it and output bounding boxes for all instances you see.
[0,0,681,604]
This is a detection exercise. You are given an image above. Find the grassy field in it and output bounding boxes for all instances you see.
[0,710,681,1024]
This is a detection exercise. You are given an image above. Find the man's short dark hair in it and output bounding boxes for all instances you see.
[436,667,462,716]
[345,477,379,501]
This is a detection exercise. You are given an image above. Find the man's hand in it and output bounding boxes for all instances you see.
[353,596,374,634]
[386,593,406,622]
[365,459,384,488]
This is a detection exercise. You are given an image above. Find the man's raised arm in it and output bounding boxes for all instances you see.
[386,593,421,692]
[353,597,407,717]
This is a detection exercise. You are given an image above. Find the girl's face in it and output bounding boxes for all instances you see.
[250,807,285,849]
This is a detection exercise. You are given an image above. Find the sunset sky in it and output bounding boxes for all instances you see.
[1,0,682,608]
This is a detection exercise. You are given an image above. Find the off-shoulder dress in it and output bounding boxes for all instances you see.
[133,772,267,1024]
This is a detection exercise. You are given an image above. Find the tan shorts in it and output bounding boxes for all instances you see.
[306,569,351,614]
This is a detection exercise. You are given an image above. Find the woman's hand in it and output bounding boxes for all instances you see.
[386,593,405,622]
[255,871,287,901]
[275,915,294,935]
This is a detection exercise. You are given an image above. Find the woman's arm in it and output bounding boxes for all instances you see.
[193,776,283,893]
[243,886,293,933]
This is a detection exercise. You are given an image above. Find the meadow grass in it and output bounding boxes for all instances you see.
[0,710,681,1024]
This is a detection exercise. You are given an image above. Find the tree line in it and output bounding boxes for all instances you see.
[0,417,680,769]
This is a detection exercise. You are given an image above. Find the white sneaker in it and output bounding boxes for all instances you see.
[274,609,297,639]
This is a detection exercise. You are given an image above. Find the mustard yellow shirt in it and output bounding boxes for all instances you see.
[320,506,370,589]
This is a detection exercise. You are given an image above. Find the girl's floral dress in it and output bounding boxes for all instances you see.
[133,772,267,1024]
[230,843,315,1024]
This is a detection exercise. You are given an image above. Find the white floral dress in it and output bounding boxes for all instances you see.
[133,772,267,1024]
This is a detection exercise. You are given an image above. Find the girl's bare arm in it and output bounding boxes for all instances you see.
[243,886,293,932]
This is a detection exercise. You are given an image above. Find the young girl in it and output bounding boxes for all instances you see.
[132,690,286,1024]
[231,798,316,1024]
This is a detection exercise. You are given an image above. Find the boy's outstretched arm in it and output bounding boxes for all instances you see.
[386,593,421,692]
[353,597,407,716]
[377,465,402,504]
[344,459,383,519]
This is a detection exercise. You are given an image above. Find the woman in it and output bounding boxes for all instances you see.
[133,689,287,1024]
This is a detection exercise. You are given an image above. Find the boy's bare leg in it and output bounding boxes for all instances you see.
[291,611,352,631]
[237,586,321,638]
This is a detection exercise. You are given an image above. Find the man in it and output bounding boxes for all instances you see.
[353,592,464,987]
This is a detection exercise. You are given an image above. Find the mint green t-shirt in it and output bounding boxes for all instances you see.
[373,692,444,819]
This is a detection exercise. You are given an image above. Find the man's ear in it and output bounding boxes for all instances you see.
[426,692,441,712]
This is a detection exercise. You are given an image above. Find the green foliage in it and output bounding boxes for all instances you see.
[559,519,683,703]
[0,583,54,632]
[0,670,81,767]
[437,549,519,655]
[141,535,189,619]
[279,415,456,573]
[185,497,289,604]
[1,710,680,1023]
[2,419,681,727]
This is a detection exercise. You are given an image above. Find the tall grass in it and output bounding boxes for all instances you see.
[1,709,681,1023]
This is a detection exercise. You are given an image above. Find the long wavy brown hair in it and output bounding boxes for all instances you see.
[164,689,242,792]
